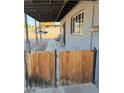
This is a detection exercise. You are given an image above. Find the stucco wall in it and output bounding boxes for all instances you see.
[61,1,94,49]
[60,0,99,88]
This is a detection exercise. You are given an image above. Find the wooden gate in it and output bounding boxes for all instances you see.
[26,51,55,87]
[25,50,95,87]
[60,50,94,85]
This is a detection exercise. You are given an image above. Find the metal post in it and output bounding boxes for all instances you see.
[24,50,28,88]
[25,14,31,89]
[92,47,97,83]
[35,20,38,42]
[55,49,57,88]
[25,14,29,42]
[39,22,42,41]
[25,14,31,53]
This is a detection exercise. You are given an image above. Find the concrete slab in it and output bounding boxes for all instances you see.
[25,83,98,93]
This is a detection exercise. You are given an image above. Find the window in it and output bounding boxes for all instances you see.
[71,11,84,35]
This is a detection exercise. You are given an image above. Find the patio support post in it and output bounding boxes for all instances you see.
[39,22,42,41]
[35,20,38,42]
[25,13,31,89]
[25,14,31,53]
[25,14,29,42]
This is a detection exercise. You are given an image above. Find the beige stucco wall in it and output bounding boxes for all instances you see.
[24,26,60,39]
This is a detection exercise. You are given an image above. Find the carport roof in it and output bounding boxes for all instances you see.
[24,0,96,22]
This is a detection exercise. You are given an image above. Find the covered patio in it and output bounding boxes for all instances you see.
[24,0,99,93]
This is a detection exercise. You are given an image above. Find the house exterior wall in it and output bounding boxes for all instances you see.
[60,0,99,88]
[61,1,97,49]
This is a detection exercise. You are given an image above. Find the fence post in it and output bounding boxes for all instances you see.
[55,49,57,88]
[24,51,28,88]
[92,47,97,83]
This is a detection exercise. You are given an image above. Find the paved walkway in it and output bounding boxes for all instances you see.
[25,83,98,93]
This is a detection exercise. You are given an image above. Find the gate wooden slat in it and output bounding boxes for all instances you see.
[49,51,55,81]
[26,51,55,85]
[37,51,44,80]
[76,51,82,83]
[26,54,32,78]
[81,50,86,83]
[60,50,94,84]
[60,51,68,81]
[84,50,94,82]
[31,52,35,77]
[69,51,77,82]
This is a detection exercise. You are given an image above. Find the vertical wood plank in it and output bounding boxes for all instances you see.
[60,50,94,84]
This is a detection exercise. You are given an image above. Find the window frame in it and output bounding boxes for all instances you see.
[71,10,84,35]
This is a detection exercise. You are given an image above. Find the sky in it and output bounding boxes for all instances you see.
[27,15,35,26]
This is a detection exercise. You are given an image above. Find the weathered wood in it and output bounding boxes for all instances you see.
[26,51,55,86]
[26,54,31,78]
[60,50,94,85]
[26,50,94,87]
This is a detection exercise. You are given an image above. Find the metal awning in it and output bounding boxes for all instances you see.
[24,0,96,22]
